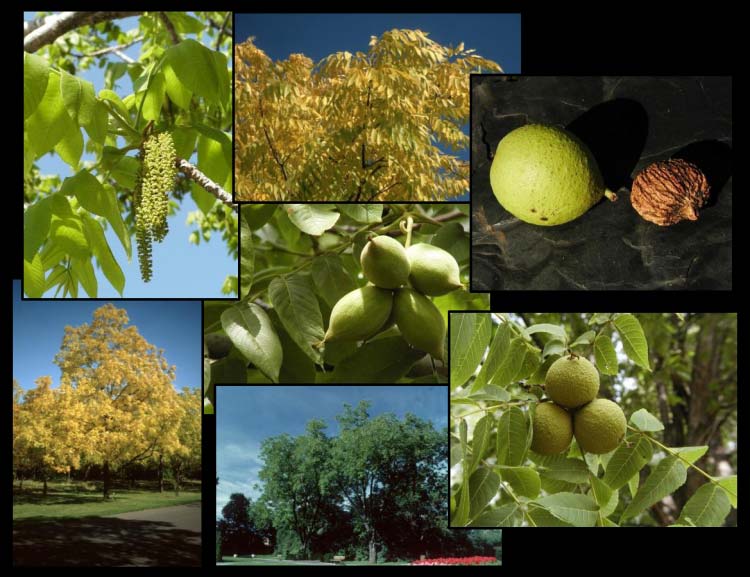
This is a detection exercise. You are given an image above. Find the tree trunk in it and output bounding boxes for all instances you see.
[158,455,164,493]
[103,461,112,499]
[368,535,377,564]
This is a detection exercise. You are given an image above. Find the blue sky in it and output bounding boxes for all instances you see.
[12,280,200,393]
[216,385,447,519]
[236,13,520,202]
[24,12,235,298]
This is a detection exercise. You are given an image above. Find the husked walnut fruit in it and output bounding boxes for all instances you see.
[631,159,710,226]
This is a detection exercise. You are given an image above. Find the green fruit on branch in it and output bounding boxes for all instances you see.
[324,285,393,343]
[393,288,446,360]
[489,124,615,226]
[545,354,600,408]
[205,332,233,360]
[406,243,463,296]
[574,398,627,454]
[360,235,410,289]
[531,401,573,455]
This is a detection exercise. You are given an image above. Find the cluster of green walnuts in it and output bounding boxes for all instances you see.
[531,355,627,455]
[134,131,177,282]
[322,233,463,360]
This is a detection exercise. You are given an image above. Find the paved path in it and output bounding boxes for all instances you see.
[13,502,201,567]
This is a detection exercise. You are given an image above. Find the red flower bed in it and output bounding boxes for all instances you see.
[410,556,497,566]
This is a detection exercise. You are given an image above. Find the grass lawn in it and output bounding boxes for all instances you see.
[218,555,408,566]
[13,480,201,521]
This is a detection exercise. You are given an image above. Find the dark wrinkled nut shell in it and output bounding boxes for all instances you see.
[630,159,710,226]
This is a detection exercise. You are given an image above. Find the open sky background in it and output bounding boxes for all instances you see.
[216,385,448,519]
[24,12,235,298]
[12,280,201,392]
[235,13,521,202]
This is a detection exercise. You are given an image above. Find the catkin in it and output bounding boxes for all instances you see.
[134,132,177,282]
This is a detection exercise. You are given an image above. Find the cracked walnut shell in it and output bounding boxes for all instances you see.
[631,159,710,226]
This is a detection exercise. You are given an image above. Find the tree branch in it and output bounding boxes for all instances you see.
[158,12,180,45]
[24,11,141,53]
[214,12,231,51]
[175,158,235,207]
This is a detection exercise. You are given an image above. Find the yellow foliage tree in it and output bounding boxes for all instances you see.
[169,387,202,495]
[53,304,184,499]
[235,29,501,201]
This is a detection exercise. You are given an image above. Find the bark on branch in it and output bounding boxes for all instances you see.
[24,11,141,53]
[176,157,235,207]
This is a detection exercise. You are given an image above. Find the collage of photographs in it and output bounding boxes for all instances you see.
[15,9,734,570]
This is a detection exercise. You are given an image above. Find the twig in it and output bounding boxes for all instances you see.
[214,12,231,51]
[112,49,136,64]
[175,158,235,207]
[86,36,143,57]
[158,12,180,45]
[24,11,141,53]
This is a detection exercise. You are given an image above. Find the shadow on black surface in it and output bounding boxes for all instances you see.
[566,98,649,191]
[13,516,201,566]
[673,140,733,207]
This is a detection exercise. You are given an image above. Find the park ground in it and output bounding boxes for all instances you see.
[13,480,202,566]
[218,555,409,566]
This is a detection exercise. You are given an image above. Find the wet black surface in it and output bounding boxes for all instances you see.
[471,76,732,291]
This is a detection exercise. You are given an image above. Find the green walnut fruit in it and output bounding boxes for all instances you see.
[489,124,614,226]
[324,285,393,343]
[393,288,446,360]
[406,243,463,296]
[545,355,600,408]
[204,333,233,360]
[360,235,410,289]
[574,398,627,454]
[531,401,573,455]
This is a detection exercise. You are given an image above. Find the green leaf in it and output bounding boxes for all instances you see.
[51,218,90,259]
[330,336,425,383]
[211,356,248,384]
[628,471,640,497]
[534,493,599,527]
[488,337,526,387]
[589,475,613,510]
[533,454,590,483]
[471,322,510,392]
[614,313,650,370]
[468,415,493,474]
[311,254,357,308]
[468,467,500,521]
[542,339,566,358]
[60,70,96,126]
[141,70,166,121]
[54,124,83,169]
[84,100,109,147]
[221,303,283,383]
[527,505,574,527]
[268,274,325,364]
[337,204,383,223]
[211,49,230,108]
[676,482,731,526]
[243,205,278,230]
[204,397,214,414]
[629,409,664,432]
[24,52,49,119]
[589,313,613,325]
[286,204,340,235]
[671,446,709,465]
[523,323,567,342]
[165,39,225,106]
[593,334,618,375]
[570,330,596,348]
[162,60,193,109]
[239,208,254,299]
[168,12,205,34]
[24,197,52,262]
[496,407,528,467]
[496,466,540,499]
[453,481,470,526]
[61,170,109,216]
[270,312,317,384]
[450,313,491,391]
[26,70,75,158]
[98,88,130,122]
[110,156,141,190]
[23,254,45,298]
[622,456,687,520]
[71,256,98,297]
[192,133,228,213]
[431,222,469,264]
[471,503,519,527]
[714,475,737,508]
[80,214,125,296]
[204,357,211,389]
[602,435,653,490]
